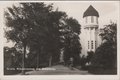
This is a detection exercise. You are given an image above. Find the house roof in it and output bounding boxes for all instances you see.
[83,5,99,18]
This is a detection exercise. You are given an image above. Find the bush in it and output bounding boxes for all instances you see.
[89,42,117,74]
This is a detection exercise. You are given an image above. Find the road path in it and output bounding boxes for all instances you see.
[25,65,92,75]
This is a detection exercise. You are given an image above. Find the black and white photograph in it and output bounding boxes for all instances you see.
[0,0,120,80]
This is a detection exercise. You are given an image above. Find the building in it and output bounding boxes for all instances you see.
[80,5,102,56]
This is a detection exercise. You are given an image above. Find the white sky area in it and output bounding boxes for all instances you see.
[0,1,119,47]
[52,1,119,27]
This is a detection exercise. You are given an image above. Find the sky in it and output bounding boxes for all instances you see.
[52,1,119,27]
[0,1,119,47]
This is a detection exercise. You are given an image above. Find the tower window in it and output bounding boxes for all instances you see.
[91,16,94,23]
[88,41,89,49]
[91,40,93,49]
[95,41,97,49]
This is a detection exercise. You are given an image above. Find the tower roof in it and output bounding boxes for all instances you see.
[83,5,99,18]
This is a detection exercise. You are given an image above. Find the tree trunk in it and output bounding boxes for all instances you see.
[49,55,52,67]
[37,46,43,68]
[37,52,39,68]
[21,44,26,75]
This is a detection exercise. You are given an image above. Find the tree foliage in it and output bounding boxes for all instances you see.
[60,17,81,66]
[4,3,82,71]
[91,22,117,69]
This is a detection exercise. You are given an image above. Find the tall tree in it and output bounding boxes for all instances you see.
[60,17,81,66]
[4,3,53,74]
[91,22,117,70]
[4,3,70,70]
[45,11,67,66]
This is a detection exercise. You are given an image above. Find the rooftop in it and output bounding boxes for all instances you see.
[83,5,99,18]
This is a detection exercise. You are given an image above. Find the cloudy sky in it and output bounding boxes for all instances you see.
[0,1,119,47]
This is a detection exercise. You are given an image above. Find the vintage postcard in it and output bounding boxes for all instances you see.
[0,0,119,80]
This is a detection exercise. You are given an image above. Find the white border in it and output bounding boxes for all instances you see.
[0,1,120,80]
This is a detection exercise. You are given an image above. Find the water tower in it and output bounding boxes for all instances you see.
[83,5,99,52]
